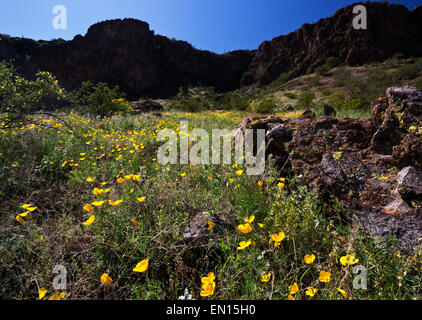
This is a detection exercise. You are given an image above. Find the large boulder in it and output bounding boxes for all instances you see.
[237,86,422,251]
[131,100,164,114]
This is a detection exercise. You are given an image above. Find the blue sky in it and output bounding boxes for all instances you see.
[0,0,420,53]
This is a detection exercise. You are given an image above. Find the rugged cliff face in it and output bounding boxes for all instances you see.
[0,2,421,98]
[243,2,422,85]
[0,19,254,98]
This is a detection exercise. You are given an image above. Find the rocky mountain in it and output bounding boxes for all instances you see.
[0,19,254,98]
[243,1,422,86]
[0,2,421,98]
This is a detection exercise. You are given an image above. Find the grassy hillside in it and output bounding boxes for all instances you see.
[1,110,421,300]
[0,58,421,300]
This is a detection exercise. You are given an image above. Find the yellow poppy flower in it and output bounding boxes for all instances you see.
[137,197,146,203]
[131,219,140,226]
[100,273,113,285]
[38,288,47,300]
[257,223,264,228]
[235,170,243,176]
[229,178,234,184]
[237,240,252,250]
[93,188,103,196]
[180,172,186,177]
[200,282,215,297]
[305,287,318,297]
[277,182,285,189]
[132,175,141,181]
[207,221,216,230]
[49,292,66,300]
[261,273,271,283]
[319,270,331,283]
[108,200,123,206]
[26,206,37,212]
[288,294,295,300]
[124,174,133,180]
[83,204,93,212]
[271,232,285,242]
[91,201,105,207]
[117,177,125,184]
[237,223,253,234]
[19,211,29,218]
[16,215,24,223]
[133,259,149,273]
[337,288,348,299]
[86,177,96,182]
[82,215,95,225]
[244,215,255,223]
[304,254,316,264]
[340,254,359,266]
[289,283,299,295]
[201,272,215,284]
[258,181,263,187]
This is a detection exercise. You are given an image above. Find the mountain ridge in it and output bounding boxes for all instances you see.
[0,1,421,98]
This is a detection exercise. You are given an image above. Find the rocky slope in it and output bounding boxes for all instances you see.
[237,86,422,251]
[0,2,421,98]
[243,2,422,85]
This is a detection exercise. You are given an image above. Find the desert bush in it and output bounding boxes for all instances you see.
[170,97,204,112]
[415,76,422,90]
[71,81,132,117]
[296,92,315,109]
[285,92,297,99]
[395,61,422,80]
[333,67,352,87]
[315,56,343,76]
[325,91,369,111]
[226,94,249,111]
[254,97,276,114]
[0,60,66,127]
[269,72,291,88]
[320,88,333,96]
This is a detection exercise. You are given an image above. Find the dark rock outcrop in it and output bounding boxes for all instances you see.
[131,100,163,114]
[237,86,422,251]
[0,19,254,98]
[182,211,233,243]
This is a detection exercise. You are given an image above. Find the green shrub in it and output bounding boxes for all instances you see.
[227,94,248,111]
[396,62,422,80]
[71,81,131,117]
[170,97,204,112]
[296,92,315,109]
[415,76,422,90]
[325,91,369,110]
[315,57,343,76]
[333,67,352,87]
[285,92,297,99]
[315,64,331,76]
[269,72,291,88]
[0,60,66,125]
[320,88,333,96]
[255,97,275,114]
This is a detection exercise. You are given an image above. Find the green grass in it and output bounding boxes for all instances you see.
[0,110,421,300]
